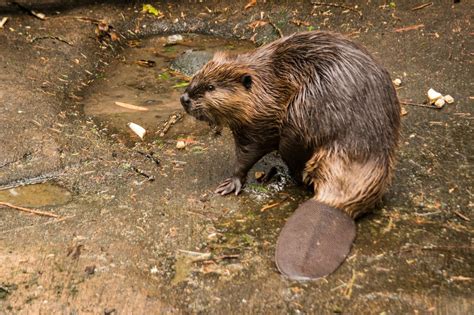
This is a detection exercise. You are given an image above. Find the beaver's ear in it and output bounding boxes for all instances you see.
[242,74,252,90]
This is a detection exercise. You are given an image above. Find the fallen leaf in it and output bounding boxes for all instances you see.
[142,4,163,17]
[248,20,268,31]
[245,0,257,10]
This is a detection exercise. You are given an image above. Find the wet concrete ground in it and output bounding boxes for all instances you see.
[0,1,472,314]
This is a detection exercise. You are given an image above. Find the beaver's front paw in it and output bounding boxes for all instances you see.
[215,177,243,196]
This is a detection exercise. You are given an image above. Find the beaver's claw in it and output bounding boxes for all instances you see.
[215,177,242,196]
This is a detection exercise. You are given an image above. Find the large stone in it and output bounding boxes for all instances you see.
[170,50,213,77]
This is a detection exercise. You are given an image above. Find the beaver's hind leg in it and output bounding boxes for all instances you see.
[276,151,392,279]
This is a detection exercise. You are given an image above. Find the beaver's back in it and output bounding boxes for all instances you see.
[247,32,400,160]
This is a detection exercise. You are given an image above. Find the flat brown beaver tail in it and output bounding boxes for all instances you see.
[275,199,356,280]
[303,149,395,219]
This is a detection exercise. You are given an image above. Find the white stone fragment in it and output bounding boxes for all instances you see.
[176,140,186,149]
[443,95,454,104]
[434,98,445,108]
[427,88,443,104]
[127,122,146,140]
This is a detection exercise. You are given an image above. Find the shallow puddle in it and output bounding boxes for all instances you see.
[82,34,254,145]
[0,182,72,208]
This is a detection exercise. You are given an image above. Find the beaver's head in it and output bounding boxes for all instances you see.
[180,53,256,126]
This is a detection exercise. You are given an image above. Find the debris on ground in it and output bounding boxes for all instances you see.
[127,122,146,139]
[0,201,59,218]
[176,141,186,149]
[393,78,402,86]
[394,24,424,32]
[135,59,156,67]
[115,101,149,111]
[142,4,164,17]
[443,94,454,104]
[166,34,184,45]
[427,88,443,103]
[13,1,46,20]
[157,113,183,137]
[0,17,8,28]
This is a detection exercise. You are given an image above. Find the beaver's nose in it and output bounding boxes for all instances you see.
[180,93,191,110]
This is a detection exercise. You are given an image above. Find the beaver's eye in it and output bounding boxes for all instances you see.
[207,84,215,91]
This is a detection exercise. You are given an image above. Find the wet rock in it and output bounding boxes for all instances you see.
[170,50,213,77]
[166,34,184,45]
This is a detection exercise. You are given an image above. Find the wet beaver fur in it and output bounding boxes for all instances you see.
[180,31,400,280]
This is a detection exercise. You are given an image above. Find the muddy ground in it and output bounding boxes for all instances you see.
[0,0,472,314]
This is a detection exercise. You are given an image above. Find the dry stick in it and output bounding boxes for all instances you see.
[267,19,284,38]
[411,2,433,11]
[400,100,440,109]
[30,35,73,46]
[453,210,470,221]
[312,1,363,17]
[0,201,60,218]
[260,202,280,212]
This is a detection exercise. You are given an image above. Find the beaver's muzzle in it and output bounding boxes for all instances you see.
[180,93,191,111]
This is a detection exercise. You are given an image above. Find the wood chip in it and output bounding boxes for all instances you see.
[0,17,8,28]
[115,101,149,111]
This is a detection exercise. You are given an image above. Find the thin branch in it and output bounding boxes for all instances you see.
[30,35,73,46]
[268,19,284,38]
[400,101,440,109]
[0,201,60,218]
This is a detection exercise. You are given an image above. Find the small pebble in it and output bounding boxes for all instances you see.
[434,98,445,108]
[176,140,186,149]
[393,78,402,86]
[443,94,454,104]
[167,34,183,45]
[427,88,443,104]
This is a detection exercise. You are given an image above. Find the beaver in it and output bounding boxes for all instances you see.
[180,31,400,280]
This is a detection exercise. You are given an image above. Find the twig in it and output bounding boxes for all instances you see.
[215,254,240,261]
[400,100,439,109]
[453,210,470,221]
[411,2,433,11]
[312,1,363,18]
[30,35,73,46]
[130,165,155,181]
[394,24,425,33]
[0,201,59,218]
[344,269,357,298]
[267,19,284,38]
[260,202,280,212]
[136,151,160,165]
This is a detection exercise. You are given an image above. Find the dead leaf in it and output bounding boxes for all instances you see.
[245,0,257,10]
[248,20,268,31]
